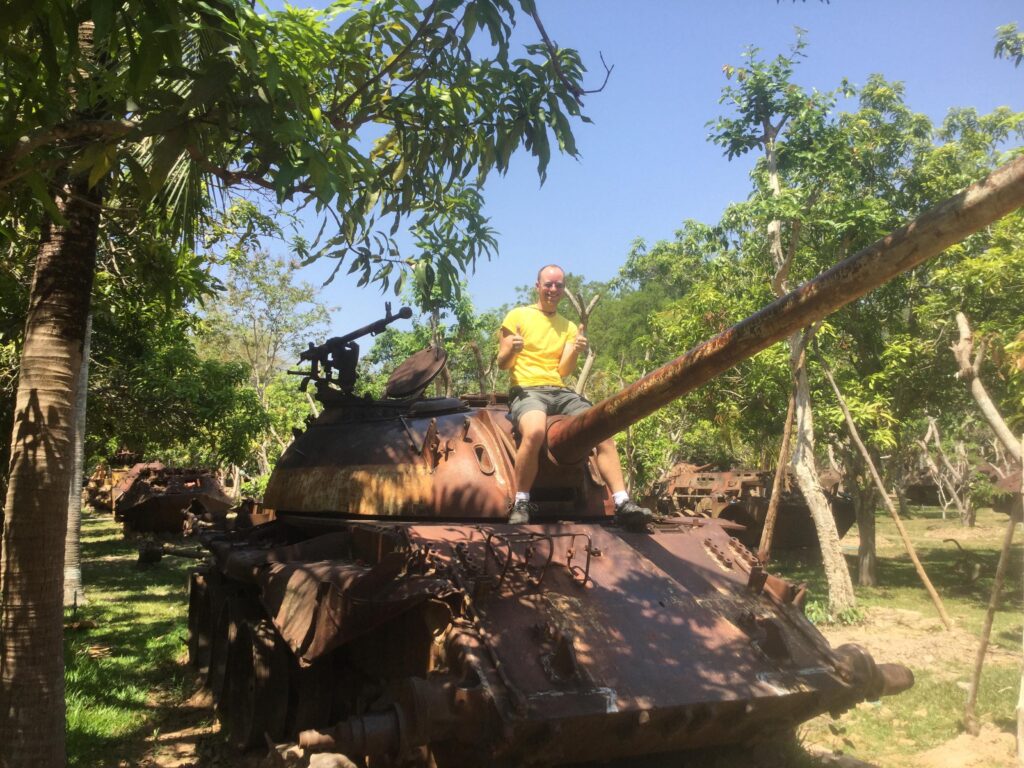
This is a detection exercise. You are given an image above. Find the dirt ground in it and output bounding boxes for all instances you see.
[815,608,1019,768]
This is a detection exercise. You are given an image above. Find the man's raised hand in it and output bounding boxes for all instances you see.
[509,325,524,353]
[573,324,588,353]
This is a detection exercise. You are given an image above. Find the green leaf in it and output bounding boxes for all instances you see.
[26,172,68,226]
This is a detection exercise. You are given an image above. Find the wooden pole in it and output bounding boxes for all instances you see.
[820,362,954,630]
[964,509,1017,735]
[1016,438,1023,765]
[758,384,796,562]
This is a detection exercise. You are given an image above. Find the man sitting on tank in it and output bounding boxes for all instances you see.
[497,264,655,528]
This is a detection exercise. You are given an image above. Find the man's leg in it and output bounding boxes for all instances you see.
[594,437,655,529]
[509,409,547,523]
[593,438,626,494]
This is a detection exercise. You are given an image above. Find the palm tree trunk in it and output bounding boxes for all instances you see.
[0,173,101,767]
[64,311,92,607]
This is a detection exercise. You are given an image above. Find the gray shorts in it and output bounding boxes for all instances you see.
[508,386,592,426]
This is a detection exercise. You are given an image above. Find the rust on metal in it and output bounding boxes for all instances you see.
[114,463,233,534]
[180,148,1024,768]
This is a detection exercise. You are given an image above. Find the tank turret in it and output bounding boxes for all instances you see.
[188,157,1024,765]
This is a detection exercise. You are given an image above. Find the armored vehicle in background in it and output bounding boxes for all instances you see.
[113,463,234,535]
[650,463,855,549]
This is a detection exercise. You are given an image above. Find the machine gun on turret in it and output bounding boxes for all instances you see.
[288,302,413,393]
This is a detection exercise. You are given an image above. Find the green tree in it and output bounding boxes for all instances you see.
[0,2,591,762]
[709,35,859,615]
[199,230,331,477]
[359,280,508,398]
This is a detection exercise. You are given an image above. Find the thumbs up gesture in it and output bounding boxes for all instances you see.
[573,323,588,353]
[507,324,524,354]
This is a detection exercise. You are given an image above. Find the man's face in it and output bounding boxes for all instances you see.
[536,268,565,310]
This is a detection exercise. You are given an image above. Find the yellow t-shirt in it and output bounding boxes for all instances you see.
[501,305,578,387]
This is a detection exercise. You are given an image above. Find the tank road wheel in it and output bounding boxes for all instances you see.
[187,568,217,672]
[206,592,243,703]
[286,656,336,735]
[221,616,291,749]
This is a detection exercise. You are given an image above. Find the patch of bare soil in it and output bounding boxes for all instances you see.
[914,723,1016,768]
[135,681,266,768]
[820,606,1017,682]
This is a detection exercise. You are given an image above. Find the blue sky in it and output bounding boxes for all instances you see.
[275,1,1022,338]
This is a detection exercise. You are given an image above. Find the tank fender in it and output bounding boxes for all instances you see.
[255,550,460,665]
[214,531,354,584]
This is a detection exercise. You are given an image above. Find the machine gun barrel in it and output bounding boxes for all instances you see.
[302,303,413,360]
[548,154,1024,464]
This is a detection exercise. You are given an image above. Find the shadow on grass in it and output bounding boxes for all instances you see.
[66,510,200,768]
[771,507,1022,608]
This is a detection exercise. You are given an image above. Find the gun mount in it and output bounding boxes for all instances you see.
[290,302,413,393]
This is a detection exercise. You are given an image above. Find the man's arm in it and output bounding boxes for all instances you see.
[497,325,524,370]
[557,323,587,378]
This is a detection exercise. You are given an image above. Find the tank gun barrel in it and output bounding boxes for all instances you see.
[548,155,1024,464]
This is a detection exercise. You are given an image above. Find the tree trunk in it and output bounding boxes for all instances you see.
[821,361,952,629]
[895,483,913,520]
[762,130,854,614]
[564,288,601,397]
[466,340,489,394]
[64,312,92,607]
[0,173,101,767]
[853,476,878,587]
[790,340,856,616]
[757,384,796,562]
[964,511,1017,734]
[952,313,1024,464]
[257,441,272,477]
[1017,447,1023,766]
[919,440,971,526]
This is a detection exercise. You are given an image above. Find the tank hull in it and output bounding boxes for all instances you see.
[190,511,910,764]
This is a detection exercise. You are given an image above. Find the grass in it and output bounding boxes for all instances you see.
[801,665,1019,766]
[65,510,197,768]
[774,505,1022,651]
[773,505,1023,767]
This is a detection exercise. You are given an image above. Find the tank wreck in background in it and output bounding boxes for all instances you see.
[649,463,855,550]
[111,463,234,535]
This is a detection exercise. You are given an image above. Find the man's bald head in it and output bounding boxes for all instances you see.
[536,264,565,283]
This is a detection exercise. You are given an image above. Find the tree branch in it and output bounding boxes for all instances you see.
[952,312,1023,461]
[525,5,611,96]
[1,119,137,166]
[327,1,443,128]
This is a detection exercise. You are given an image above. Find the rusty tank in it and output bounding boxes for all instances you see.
[185,158,1024,765]
[113,462,234,535]
[186,312,909,765]
[650,463,856,549]
[84,449,139,511]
